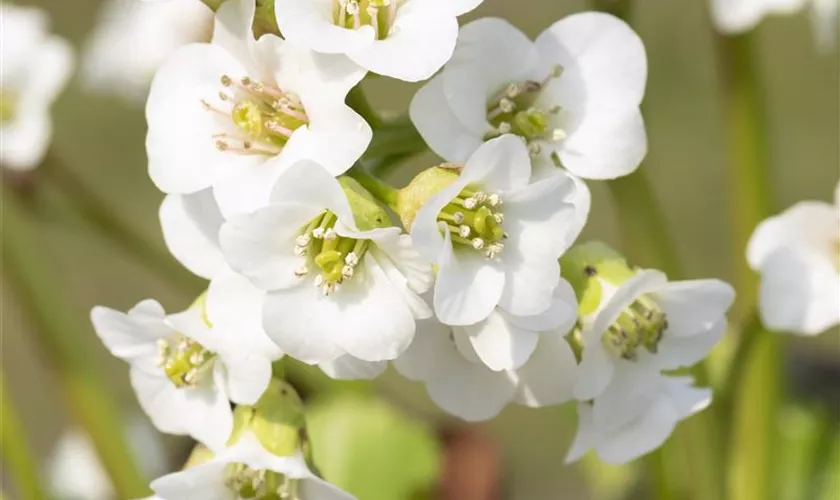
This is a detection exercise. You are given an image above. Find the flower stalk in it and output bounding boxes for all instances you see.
[0,372,47,500]
[1,187,149,498]
[347,165,400,212]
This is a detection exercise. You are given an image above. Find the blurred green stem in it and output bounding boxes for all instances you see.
[348,165,399,211]
[716,32,780,500]
[41,154,202,295]
[348,84,384,129]
[1,188,149,498]
[0,372,47,500]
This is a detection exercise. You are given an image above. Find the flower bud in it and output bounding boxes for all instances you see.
[560,241,634,316]
[395,165,460,230]
[339,176,391,231]
[228,379,305,457]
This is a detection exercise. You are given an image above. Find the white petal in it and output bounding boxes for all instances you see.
[300,477,358,500]
[462,309,539,371]
[594,395,678,465]
[584,269,669,343]
[268,38,367,99]
[0,110,51,171]
[151,460,230,500]
[653,279,735,338]
[392,318,460,381]
[656,319,727,370]
[274,0,374,54]
[464,134,532,192]
[220,203,322,290]
[347,3,458,82]
[710,0,806,34]
[758,247,840,335]
[211,155,296,218]
[159,190,227,280]
[318,355,387,380]
[90,300,171,363]
[592,361,660,431]
[268,159,355,223]
[564,403,595,463]
[370,232,434,297]
[409,74,484,163]
[425,357,517,421]
[503,279,578,333]
[291,99,371,177]
[26,34,74,106]
[513,332,577,407]
[211,0,256,68]
[747,201,838,269]
[222,354,272,405]
[434,232,505,326]
[573,342,614,401]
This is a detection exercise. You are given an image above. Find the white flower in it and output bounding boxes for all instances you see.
[91,295,278,450]
[573,269,735,402]
[82,0,212,103]
[0,3,73,171]
[46,420,168,500]
[393,285,578,421]
[747,181,840,335]
[410,135,588,326]
[151,431,355,500]
[274,0,483,82]
[711,0,838,50]
[220,160,433,365]
[566,374,711,465]
[146,0,371,217]
[409,14,647,180]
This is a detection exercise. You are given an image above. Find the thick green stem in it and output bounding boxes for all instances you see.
[347,84,384,130]
[347,166,399,211]
[0,373,47,500]
[41,154,203,295]
[365,118,427,160]
[717,32,780,500]
[1,188,149,498]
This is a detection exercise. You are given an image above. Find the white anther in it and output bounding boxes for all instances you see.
[314,275,324,287]
[324,228,337,240]
[294,266,309,277]
[463,197,477,209]
[505,83,521,98]
[322,283,333,296]
[499,98,515,113]
[342,265,354,279]
[312,227,325,239]
[459,225,471,238]
[487,193,501,206]
[473,192,487,203]
[472,238,485,250]
[189,351,204,364]
[294,245,307,257]
[552,128,567,141]
[453,212,464,224]
[215,140,230,151]
[295,234,311,247]
[346,0,359,14]
[498,122,512,134]
[527,142,542,156]
[345,252,359,266]
[493,213,504,223]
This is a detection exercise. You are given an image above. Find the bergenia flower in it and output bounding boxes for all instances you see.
[566,373,711,465]
[0,3,73,171]
[747,181,840,335]
[572,267,734,402]
[91,295,278,450]
[82,0,213,103]
[160,189,229,280]
[409,134,587,326]
[274,0,484,82]
[146,0,371,217]
[151,432,355,500]
[393,286,578,421]
[409,14,647,180]
[220,160,433,365]
[711,0,837,50]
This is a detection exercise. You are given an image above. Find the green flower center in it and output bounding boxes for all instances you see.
[202,75,308,156]
[438,186,506,259]
[602,296,668,361]
[0,89,18,124]
[226,463,300,500]
[484,65,567,156]
[156,335,217,388]
[293,210,371,295]
[332,0,402,40]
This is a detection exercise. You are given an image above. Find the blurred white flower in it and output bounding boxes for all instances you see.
[747,181,840,335]
[274,0,483,82]
[91,297,278,450]
[410,135,587,326]
[566,374,711,465]
[573,269,734,402]
[82,0,213,103]
[46,419,168,500]
[151,432,355,500]
[220,160,432,365]
[0,3,73,171]
[146,0,370,217]
[393,286,578,421]
[410,14,648,180]
[711,0,838,50]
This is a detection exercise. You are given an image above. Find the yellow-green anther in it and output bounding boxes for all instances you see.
[513,108,549,139]
[157,336,216,388]
[232,100,264,138]
[436,187,506,258]
[601,298,668,361]
[333,0,399,40]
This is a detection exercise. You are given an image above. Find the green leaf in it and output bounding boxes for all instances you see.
[306,392,442,500]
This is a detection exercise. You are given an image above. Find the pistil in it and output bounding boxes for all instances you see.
[601,296,668,361]
[156,335,216,388]
[226,463,300,500]
[332,0,400,40]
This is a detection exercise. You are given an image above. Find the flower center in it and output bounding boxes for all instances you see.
[201,75,308,156]
[0,89,18,124]
[292,210,370,295]
[438,186,506,259]
[156,335,216,388]
[484,65,567,156]
[332,0,401,40]
[226,463,300,500]
[602,296,668,361]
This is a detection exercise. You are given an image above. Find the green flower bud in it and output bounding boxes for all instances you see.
[560,241,634,316]
[339,176,390,231]
[229,379,305,457]
[395,165,460,230]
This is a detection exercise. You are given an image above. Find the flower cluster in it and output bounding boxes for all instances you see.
[86,0,740,495]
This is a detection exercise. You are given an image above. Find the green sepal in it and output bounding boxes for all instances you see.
[395,165,460,230]
[228,379,305,457]
[560,241,634,316]
[339,176,391,231]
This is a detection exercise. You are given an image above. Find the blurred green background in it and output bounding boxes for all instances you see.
[1,0,838,498]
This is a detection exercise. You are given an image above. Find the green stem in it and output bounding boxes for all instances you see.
[0,373,47,500]
[347,84,384,129]
[41,154,203,295]
[716,32,780,500]
[347,166,399,211]
[365,117,427,160]
[1,187,149,498]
